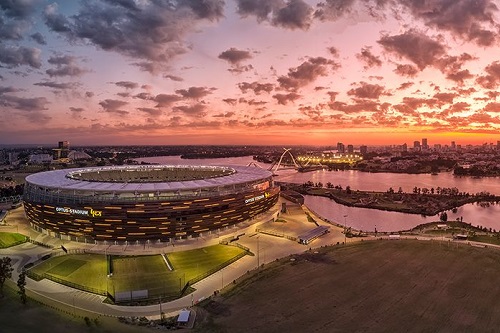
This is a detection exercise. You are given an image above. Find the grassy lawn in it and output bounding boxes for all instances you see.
[111,244,245,299]
[469,235,500,246]
[201,240,500,332]
[30,254,107,293]
[28,244,246,301]
[0,232,27,248]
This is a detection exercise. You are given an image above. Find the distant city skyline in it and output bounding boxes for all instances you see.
[1,1,500,146]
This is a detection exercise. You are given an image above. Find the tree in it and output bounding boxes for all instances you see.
[0,257,13,297]
[439,212,448,222]
[17,268,27,304]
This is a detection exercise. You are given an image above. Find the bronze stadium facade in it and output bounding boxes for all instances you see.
[23,165,279,243]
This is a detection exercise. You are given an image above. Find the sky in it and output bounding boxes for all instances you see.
[1,0,500,146]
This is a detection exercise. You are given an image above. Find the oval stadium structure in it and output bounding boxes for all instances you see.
[23,165,279,243]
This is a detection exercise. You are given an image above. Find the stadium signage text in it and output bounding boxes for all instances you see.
[56,207,102,217]
[245,192,270,204]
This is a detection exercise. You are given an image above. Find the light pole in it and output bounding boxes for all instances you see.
[257,236,260,269]
[343,215,348,245]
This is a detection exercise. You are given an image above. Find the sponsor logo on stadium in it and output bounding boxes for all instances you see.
[245,192,271,204]
[56,207,102,217]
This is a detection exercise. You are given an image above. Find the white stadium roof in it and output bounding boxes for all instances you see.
[25,165,273,193]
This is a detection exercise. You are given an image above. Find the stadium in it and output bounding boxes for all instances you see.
[23,165,279,243]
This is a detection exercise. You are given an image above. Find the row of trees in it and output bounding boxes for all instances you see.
[0,256,26,304]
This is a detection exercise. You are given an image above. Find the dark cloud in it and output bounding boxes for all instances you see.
[34,81,76,90]
[314,0,356,21]
[238,98,267,106]
[327,46,339,57]
[115,81,139,89]
[397,82,414,90]
[213,112,235,118]
[328,99,382,113]
[433,92,456,104]
[175,86,215,99]
[378,31,446,70]
[476,61,500,89]
[85,91,94,98]
[238,82,274,95]
[236,0,282,21]
[117,92,130,98]
[0,85,19,95]
[44,3,71,33]
[356,47,382,69]
[446,69,473,84]
[164,74,183,82]
[0,95,49,111]
[0,44,41,68]
[44,0,225,72]
[398,0,499,46]
[172,103,207,116]
[154,94,182,108]
[272,0,313,30]
[278,57,340,91]
[236,0,313,30]
[137,107,162,117]
[218,47,254,73]
[222,98,237,105]
[134,92,153,101]
[30,32,46,45]
[180,0,225,20]
[0,0,38,19]
[69,106,84,113]
[394,64,418,77]
[272,92,301,105]
[0,16,30,41]
[99,99,129,115]
[46,55,88,77]
[347,82,388,99]
[483,102,500,112]
[218,48,253,64]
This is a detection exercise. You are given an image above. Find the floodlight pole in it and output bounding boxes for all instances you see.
[159,296,163,322]
[343,215,348,245]
[257,236,260,269]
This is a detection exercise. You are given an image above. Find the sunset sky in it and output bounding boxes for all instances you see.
[1,0,500,146]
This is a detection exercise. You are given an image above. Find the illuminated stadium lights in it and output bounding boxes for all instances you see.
[23,165,279,243]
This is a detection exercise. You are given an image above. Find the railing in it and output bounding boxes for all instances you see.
[25,269,107,295]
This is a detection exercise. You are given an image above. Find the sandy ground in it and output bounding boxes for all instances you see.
[200,239,500,333]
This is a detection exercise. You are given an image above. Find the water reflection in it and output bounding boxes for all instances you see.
[304,195,500,232]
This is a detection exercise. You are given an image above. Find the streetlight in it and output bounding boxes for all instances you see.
[257,236,260,269]
[343,215,348,245]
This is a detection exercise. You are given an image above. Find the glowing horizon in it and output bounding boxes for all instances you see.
[1,1,500,146]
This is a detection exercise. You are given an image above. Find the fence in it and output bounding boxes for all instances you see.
[186,249,249,287]
[25,269,107,296]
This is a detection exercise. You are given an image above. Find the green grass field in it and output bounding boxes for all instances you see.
[30,254,107,293]
[111,244,246,299]
[0,232,27,248]
[28,244,247,301]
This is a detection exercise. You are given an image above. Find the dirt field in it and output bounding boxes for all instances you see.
[199,239,500,332]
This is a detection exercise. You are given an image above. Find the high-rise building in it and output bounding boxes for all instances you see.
[359,145,368,154]
[347,144,354,153]
[422,138,428,150]
[337,142,345,153]
[53,140,70,160]
[413,141,420,150]
[451,141,456,150]
[497,141,500,150]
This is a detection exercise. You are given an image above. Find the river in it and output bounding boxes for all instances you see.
[137,156,500,232]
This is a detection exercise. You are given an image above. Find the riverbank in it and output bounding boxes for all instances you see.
[285,184,498,216]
